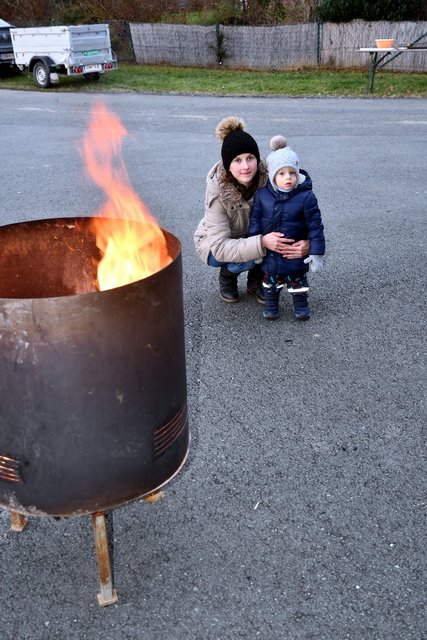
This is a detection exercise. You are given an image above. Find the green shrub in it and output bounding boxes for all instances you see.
[313,0,426,22]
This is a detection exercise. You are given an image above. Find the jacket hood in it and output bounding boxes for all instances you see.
[268,168,312,195]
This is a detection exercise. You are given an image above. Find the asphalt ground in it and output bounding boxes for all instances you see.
[0,90,426,640]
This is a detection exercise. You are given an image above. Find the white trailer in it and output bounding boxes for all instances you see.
[10,23,118,88]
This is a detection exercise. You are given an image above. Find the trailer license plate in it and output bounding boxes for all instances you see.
[83,64,102,72]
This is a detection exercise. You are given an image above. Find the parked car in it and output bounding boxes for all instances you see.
[0,18,19,73]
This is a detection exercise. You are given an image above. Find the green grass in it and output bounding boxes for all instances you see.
[1,63,426,97]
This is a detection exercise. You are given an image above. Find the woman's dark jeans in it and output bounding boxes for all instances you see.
[207,253,257,274]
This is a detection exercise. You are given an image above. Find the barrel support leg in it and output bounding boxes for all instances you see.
[10,511,28,532]
[91,511,118,607]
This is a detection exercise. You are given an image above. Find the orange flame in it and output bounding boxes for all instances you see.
[81,103,172,291]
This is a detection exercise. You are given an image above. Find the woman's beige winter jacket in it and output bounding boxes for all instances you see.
[194,160,268,265]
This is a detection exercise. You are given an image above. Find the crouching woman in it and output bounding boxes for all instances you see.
[194,116,308,304]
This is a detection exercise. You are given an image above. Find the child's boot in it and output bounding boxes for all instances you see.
[219,266,240,303]
[292,293,311,320]
[263,290,280,319]
[262,279,281,320]
[247,264,265,304]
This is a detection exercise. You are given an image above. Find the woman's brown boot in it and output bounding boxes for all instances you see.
[219,266,240,303]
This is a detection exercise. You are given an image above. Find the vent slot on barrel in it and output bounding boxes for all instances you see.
[153,404,187,457]
[0,455,23,483]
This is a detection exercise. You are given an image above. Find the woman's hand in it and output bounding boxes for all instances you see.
[262,232,291,252]
[262,233,309,258]
[282,238,309,258]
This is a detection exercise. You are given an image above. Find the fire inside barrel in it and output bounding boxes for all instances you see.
[81,102,173,291]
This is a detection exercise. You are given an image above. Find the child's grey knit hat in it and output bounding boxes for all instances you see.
[267,135,299,186]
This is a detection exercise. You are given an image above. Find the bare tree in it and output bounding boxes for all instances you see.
[0,0,52,21]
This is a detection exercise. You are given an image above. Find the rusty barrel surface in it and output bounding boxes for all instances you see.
[0,217,189,516]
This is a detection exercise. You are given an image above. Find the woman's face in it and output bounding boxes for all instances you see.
[229,153,258,185]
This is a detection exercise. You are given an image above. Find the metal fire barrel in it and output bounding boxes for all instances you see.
[0,217,189,517]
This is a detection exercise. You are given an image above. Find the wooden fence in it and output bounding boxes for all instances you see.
[129,20,427,72]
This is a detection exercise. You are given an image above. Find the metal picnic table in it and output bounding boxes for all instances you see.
[359,32,427,93]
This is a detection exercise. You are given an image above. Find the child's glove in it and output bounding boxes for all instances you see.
[303,255,324,273]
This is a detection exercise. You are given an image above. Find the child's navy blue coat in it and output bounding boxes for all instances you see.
[248,169,325,276]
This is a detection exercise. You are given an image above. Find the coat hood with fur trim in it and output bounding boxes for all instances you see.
[194,159,268,265]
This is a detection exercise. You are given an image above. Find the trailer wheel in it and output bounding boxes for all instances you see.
[33,61,51,88]
[85,72,100,81]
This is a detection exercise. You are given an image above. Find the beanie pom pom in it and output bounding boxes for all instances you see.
[270,135,287,152]
[216,116,246,142]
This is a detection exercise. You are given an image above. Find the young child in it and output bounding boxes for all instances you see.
[248,136,325,320]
